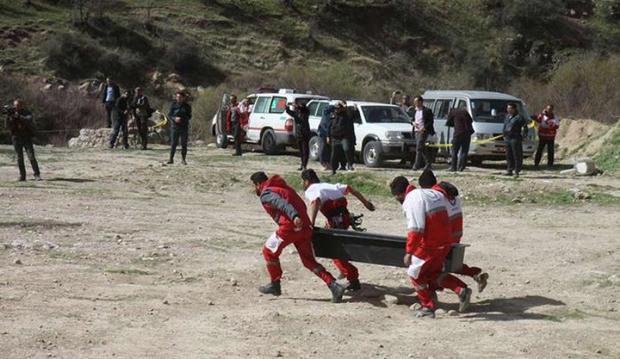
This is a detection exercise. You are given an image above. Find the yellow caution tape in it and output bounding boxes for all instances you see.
[426,134,505,148]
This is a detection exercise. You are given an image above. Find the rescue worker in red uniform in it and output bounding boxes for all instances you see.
[418,169,489,293]
[250,171,345,303]
[301,169,376,291]
[390,175,472,318]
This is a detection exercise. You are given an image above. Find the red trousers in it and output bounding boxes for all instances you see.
[408,248,467,310]
[262,227,335,285]
[327,211,359,282]
[457,264,481,277]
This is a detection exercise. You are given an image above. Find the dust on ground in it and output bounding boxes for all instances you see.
[1,144,619,359]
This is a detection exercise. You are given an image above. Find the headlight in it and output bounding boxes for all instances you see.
[385,131,403,140]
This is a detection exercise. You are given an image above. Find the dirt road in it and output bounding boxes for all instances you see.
[1,145,619,358]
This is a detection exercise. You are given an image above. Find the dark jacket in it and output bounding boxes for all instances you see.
[168,101,192,128]
[132,95,153,118]
[101,84,121,103]
[329,108,355,141]
[503,113,528,140]
[5,108,35,138]
[447,109,474,138]
[412,106,435,136]
[285,105,310,139]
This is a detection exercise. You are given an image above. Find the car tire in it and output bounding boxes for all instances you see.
[216,133,228,149]
[261,129,278,155]
[363,141,384,168]
[309,135,320,161]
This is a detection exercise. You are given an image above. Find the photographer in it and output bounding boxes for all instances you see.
[285,100,311,170]
[4,98,41,181]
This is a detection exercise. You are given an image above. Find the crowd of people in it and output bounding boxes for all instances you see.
[250,167,488,317]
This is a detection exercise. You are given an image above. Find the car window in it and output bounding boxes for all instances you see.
[316,102,328,116]
[361,106,410,123]
[470,99,527,123]
[424,99,435,110]
[457,99,467,110]
[434,99,453,119]
[348,106,362,123]
[253,96,270,114]
[307,102,319,116]
[270,97,287,113]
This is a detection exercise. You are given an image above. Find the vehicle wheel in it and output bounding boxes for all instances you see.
[309,136,320,161]
[216,133,228,149]
[363,141,384,168]
[470,158,483,167]
[261,129,278,155]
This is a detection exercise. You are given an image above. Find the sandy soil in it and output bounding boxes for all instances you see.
[1,144,619,359]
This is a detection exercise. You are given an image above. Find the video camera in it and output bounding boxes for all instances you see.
[1,105,15,116]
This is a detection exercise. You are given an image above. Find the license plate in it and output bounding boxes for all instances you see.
[495,145,506,153]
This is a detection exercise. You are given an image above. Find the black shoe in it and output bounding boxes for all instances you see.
[18,177,26,182]
[458,287,472,313]
[258,281,281,296]
[167,160,174,165]
[232,153,242,156]
[329,282,345,303]
[346,280,361,291]
[297,166,304,171]
[34,175,42,181]
[181,160,187,165]
[502,171,513,176]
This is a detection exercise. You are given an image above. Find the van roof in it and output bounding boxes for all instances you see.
[422,90,521,101]
[307,99,400,107]
[254,93,329,100]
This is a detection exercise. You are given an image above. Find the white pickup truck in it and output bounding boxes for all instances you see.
[306,100,415,167]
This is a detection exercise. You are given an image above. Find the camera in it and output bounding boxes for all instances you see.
[1,105,15,115]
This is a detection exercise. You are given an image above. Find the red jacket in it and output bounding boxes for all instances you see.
[536,112,560,139]
[402,187,452,255]
[433,183,463,244]
[259,176,311,233]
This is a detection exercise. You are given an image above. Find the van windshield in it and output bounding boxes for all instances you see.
[361,106,410,123]
[470,100,527,123]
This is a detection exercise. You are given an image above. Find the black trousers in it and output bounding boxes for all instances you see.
[170,125,189,161]
[505,138,523,174]
[109,113,128,148]
[12,136,40,180]
[331,138,353,173]
[297,136,310,169]
[534,137,555,167]
[451,134,471,171]
[104,101,115,128]
[136,114,149,150]
[232,121,243,155]
[318,136,330,165]
[413,131,431,170]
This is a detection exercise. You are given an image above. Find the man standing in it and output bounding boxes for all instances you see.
[109,90,130,149]
[301,169,376,291]
[132,87,153,150]
[250,171,345,302]
[534,104,560,169]
[5,98,41,181]
[503,103,528,177]
[101,78,120,128]
[227,95,243,156]
[328,100,355,174]
[447,104,475,171]
[285,100,311,170]
[318,104,332,171]
[411,96,435,171]
[390,175,471,318]
[168,91,192,165]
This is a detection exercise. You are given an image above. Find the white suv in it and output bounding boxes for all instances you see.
[306,100,415,167]
[211,89,327,154]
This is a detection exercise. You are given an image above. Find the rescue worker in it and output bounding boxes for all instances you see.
[390,175,471,318]
[411,96,435,171]
[418,169,489,293]
[108,90,130,149]
[250,171,345,302]
[132,87,153,150]
[301,169,376,291]
[167,91,192,165]
[534,104,560,168]
[4,98,41,181]
[503,103,528,177]
[101,78,120,128]
[228,95,243,156]
[285,100,311,170]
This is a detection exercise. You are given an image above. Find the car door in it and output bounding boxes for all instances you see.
[349,105,363,152]
[247,95,271,142]
[432,98,454,155]
[267,96,289,134]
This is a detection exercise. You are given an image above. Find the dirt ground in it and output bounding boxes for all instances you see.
[1,144,619,359]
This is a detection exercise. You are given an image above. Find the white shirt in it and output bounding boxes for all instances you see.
[402,188,445,232]
[414,108,424,131]
[304,183,350,203]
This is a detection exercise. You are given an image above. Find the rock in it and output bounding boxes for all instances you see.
[434,308,446,316]
[163,300,169,305]
[13,259,22,265]
[511,198,522,203]
[573,191,591,200]
[230,278,238,286]
[383,295,399,305]
[275,350,283,357]
[447,310,458,316]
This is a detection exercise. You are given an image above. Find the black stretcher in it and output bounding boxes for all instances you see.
[311,228,468,272]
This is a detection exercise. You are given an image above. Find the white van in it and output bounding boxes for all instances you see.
[422,90,535,164]
[211,89,328,154]
[306,100,416,167]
